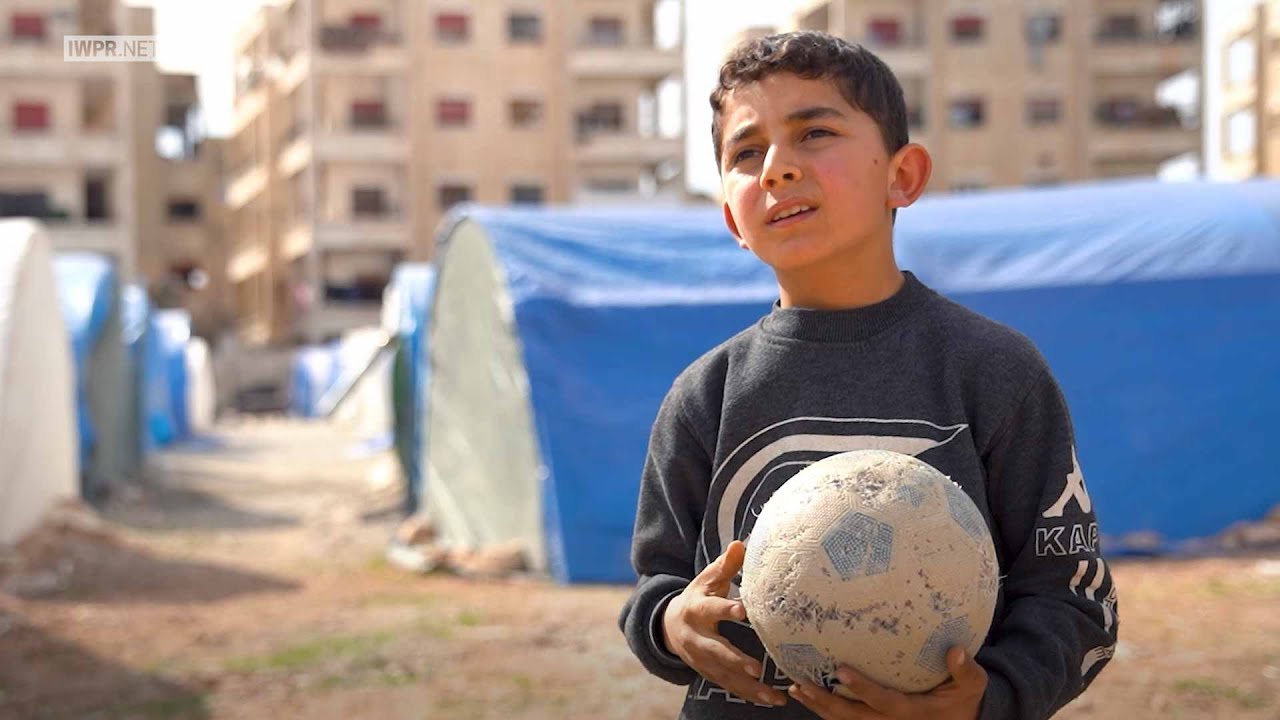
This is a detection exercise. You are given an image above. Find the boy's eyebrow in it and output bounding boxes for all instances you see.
[726,106,847,147]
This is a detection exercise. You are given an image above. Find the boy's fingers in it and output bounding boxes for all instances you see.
[834,666,907,717]
[695,540,746,594]
[788,682,885,719]
[694,634,764,678]
[693,596,747,624]
[946,647,988,693]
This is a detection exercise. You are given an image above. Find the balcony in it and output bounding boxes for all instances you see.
[862,40,929,76]
[1090,106,1199,161]
[314,121,407,161]
[278,125,313,176]
[314,26,407,72]
[0,132,123,165]
[569,45,681,80]
[314,216,408,252]
[1091,36,1199,76]
[577,133,683,165]
[48,222,128,257]
[226,162,268,210]
[228,243,269,283]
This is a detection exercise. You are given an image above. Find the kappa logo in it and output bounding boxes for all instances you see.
[1036,521,1099,557]
[1043,447,1092,519]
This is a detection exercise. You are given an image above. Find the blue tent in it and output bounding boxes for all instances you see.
[152,310,192,442]
[290,345,341,418]
[424,180,1280,584]
[53,253,130,498]
[384,264,436,513]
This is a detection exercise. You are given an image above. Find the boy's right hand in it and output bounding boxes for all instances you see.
[662,540,788,707]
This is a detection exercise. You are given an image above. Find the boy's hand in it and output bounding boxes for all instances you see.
[787,646,986,720]
[662,540,788,707]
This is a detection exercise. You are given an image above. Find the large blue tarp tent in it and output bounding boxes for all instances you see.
[53,253,129,499]
[383,264,436,513]
[152,310,192,442]
[423,179,1280,584]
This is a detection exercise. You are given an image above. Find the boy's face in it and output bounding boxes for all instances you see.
[717,73,924,275]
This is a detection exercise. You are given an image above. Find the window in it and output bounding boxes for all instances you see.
[349,13,382,29]
[13,101,49,131]
[586,17,624,46]
[1027,98,1061,125]
[509,13,541,43]
[867,19,902,46]
[85,177,110,220]
[1026,14,1061,44]
[1227,110,1257,157]
[167,198,201,221]
[436,13,469,43]
[1098,15,1140,40]
[584,177,636,194]
[951,15,984,42]
[1096,99,1139,125]
[1227,37,1257,88]
[439,184,472,211]
[510,99,542,128]
[576,102,623,139]
[437,98,471,127]
[0,191,52,218]
[511,184,544,205]
[11,13,45,40]
[949,98,985,129]
[352,186,388,217]
[351,100,388,128]
[323,251,396,303]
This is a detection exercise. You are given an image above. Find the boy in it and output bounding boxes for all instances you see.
[619,32,1118,720]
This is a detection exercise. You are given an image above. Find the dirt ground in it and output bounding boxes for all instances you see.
[1,417,1276,720]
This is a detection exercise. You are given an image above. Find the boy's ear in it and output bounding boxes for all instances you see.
[887,143,932,210]
[722,202,749,250]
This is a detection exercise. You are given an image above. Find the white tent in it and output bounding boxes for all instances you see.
[0,220,78,545]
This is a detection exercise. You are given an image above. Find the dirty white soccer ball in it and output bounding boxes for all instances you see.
[740,449,999,694]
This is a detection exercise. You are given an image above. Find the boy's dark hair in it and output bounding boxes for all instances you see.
[710,31,909,169]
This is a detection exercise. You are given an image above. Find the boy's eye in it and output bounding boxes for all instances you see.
[732,148,760,164]
[803,128,834,140]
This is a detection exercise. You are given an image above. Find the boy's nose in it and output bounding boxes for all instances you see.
[760,151,802,189]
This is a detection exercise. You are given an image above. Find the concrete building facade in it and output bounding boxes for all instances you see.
[1217,0,1280,180]
[784,0,1202,192]
[0,0,226,334]
[227,0,684,345]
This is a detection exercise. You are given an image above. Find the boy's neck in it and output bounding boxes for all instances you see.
[775,250,904,311]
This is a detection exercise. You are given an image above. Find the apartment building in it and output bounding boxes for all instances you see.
[785,0,1202,192]
[1217,0,1280,180]
[0,0,226,334]
[226,0,684,346]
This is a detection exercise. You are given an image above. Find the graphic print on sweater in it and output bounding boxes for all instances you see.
[697,417,970,581]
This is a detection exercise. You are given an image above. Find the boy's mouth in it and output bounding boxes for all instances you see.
[767,203,817,226]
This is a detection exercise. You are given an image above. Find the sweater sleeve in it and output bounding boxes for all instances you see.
[618,389,711,686]
[977,368,1119,720]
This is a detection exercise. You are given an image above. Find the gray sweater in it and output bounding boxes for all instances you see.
[619,272,1118,720]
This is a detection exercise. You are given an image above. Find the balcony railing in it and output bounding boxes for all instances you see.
[318,25,401,52]
[1094,104,1187,128]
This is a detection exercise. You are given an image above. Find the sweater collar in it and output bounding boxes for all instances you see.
[761,271,928,343]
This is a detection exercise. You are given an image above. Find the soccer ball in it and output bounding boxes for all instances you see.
[739,449,999,694]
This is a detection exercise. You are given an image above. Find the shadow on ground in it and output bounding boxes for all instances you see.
[0,616,210,720]
[15,531,299,605]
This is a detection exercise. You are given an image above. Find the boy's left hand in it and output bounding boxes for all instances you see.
[787,647,986,720]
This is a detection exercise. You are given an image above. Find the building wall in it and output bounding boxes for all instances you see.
[227,0,683,346]
[785,0,1202,192]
